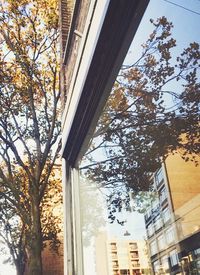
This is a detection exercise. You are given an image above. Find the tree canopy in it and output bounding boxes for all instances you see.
[0,0,62,274]
[81,17,200,219]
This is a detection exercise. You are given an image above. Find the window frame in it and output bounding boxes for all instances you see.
[157,234,166,251]
[150,240,157,256]
[166,227,174,245]
[162,207,170,224]
[61,1,150,274]
[169,249,179,267]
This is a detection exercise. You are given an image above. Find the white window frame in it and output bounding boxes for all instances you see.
[61,1,150,274]
[147,223,154,237]
[157,234,165,251]
[161,255,169,271]
[160,187,167,204]
[166,227,174,245]
[162,207,170,224]
[156,169,164,186]
[169,249,179,267]
[150,240,157,256]
[154,216,162,231]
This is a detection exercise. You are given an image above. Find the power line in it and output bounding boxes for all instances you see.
[163,0,200,16]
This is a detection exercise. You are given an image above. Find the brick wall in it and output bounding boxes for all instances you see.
[42,239,64,275]
[59,0,74,57]
[60,0,91,107]
[24,239,64,275]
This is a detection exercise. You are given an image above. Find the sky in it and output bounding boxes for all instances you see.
[0,264,16,275]
[125,0,200,65]
[0,251,16,275]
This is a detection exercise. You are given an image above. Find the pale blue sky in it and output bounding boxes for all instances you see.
[125,0,200,65]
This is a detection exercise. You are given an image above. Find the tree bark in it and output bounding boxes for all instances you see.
[16,264,25,275]
[27,195,43,275]
[15,256,26,275]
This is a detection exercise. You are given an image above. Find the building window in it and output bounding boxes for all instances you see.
[120,270,130,275]
[131,260,140,267]
[157,234,165,251]
[150,240,157,256]
[161,255,169,271]
[153,260,160,274]
[166,227,174,244]
[162,207,170,224]
[159,187,167,204]
[156,169,164,186]
[154,216,162,231]
[145,207,152,220]
[112,260,119,268]
[152,202,160,219]
[169,249,179,267]
[112,252,117,259]
[129,243,138,250]
[130,252,139,258]
[152,198,160,209]
[147,223,154,237]
[194,248,200,258]
[111,243,117,250]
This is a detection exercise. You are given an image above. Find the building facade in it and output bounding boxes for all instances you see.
[144,154,200,275]
[41,240,64,275]
[95,232,150,275]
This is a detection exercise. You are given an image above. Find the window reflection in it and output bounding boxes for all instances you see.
[78,0,200,274]
[162,207,170,224]
[157,234,165,251]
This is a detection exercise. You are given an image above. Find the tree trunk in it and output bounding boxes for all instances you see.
[16,264,25,275]
[15,258,26,275]
[16,268,22,275]
[27,196,43,275]
[28,244,42,275]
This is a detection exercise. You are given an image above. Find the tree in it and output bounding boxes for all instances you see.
[0,168,62,275]
[81,17,200,218]
[0,0,62,274]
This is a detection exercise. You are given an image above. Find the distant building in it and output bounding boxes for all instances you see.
[144,154,200,275]
[95,232,151,275]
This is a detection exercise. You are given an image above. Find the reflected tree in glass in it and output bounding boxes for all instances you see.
[81,16,200,219]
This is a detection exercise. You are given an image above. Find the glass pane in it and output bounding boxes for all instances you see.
[78,1,200,274]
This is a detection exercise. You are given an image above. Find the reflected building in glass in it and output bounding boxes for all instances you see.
[144,154,200,275]
[95,232,150,275]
